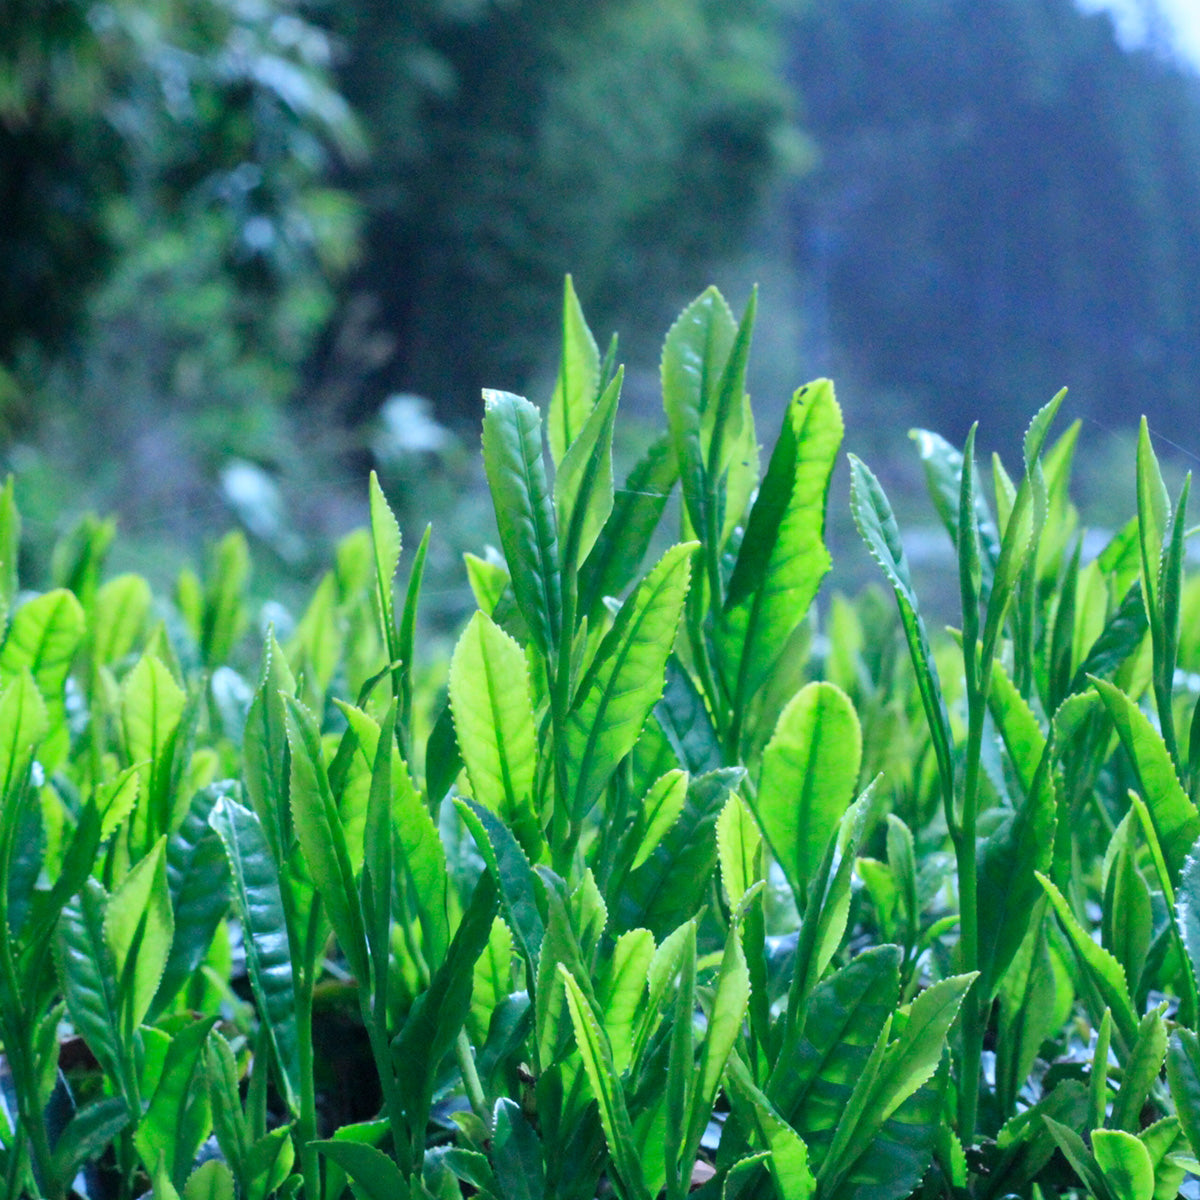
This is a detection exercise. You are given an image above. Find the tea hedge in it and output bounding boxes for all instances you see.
[0,279,1197,1200]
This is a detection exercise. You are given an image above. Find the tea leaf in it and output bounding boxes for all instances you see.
[597,928,653,1074]
[753,680,861,906]
[618,767,741,937]
[1179,841,1200,1002]
[684,887,757,1171]
[286,697,369,984]
[849,455,955,814]
[1113,1006,1168,1133]
[135,1016,219,1188]
[449,611,543,862]
[1136,417,1169,624]
[1103,813,1153,1001]
[725,1054,815,1200]
[314,1141,411,1200]
[56,880,125,1092]
[491,1098,545,1200]
[630,769,689,873]
[559,965,651,1200]
[208,796,299,1111]
[548,275,601,467]
[1168,1029,1200,1162]
[199,532,249,667]
[482,390,562,662]
[555,368,619,570]
[1070,580,1149,694]
[92,573,152,668]
[0,587,84,769]
[768,944,902,1166]
[0,667,47,800]
[242,632,296,862]
[183,1161,236,1200]
[721,381,842,711]
[1093,1128,1154,1200]
[717,790,761,909]
[50,1098,132,1192]
[155,783,234,1015]
[392,870,498,1156]
[1038,872,1138,1051]
[106,837,174,1029]
[1043,1116,1113,1200]
[565,542,693,826]
[824,1057,948,1200]
[661,286,738,552]
[340,701,450,966]
[367,471,402,674]
[910,427,1000,583]
[457,798,545,981]
[1093,677,1200,877]
[579,435,677,622]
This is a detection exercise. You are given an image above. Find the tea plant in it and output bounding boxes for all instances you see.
[0,279,1197,1200]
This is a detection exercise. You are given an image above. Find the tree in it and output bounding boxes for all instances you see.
[317,0,802,422]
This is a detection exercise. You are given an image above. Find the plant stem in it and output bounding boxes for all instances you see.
[455,1030,491,1127]
[956,691,986,1143]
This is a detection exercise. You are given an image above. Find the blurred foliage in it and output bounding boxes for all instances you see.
[1,0,363,457]
[317,0,806,422]
[790,0,1200,448]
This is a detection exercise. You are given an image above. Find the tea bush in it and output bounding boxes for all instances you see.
[0,280,1197,1199]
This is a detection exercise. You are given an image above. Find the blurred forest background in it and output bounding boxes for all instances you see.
[2,0,1199,611]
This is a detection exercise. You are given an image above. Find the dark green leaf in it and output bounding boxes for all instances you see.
[491,1098,545,1200]
[1094,677,1200,878]
[315,1142,410,1200]
[849,455,955,814]
[154,782,235,1016]
[50,1097,131,1191]
[579,435,677,623]
[208,796,299,1112]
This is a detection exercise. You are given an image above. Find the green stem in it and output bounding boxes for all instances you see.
[549,567,578,876]
[455,1029,491,1127]
[956,691,986,1144]
[277,871,324,1200]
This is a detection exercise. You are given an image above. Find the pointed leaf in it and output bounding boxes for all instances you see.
[208,796,299,1111]
[559,966,650,1200]
[1094,677,1199,877]
[753,681,861,906]
[721,381,842,707]
[481,390,562,660]
[315,1141,411,1200]
[565,542,693,824]
[56,880,125,1091]
[449,612,543,861]
[579,435,678,622]
[548,275,601,466]
[555,368,619,569]
[285,698,368,983]
[1039,872,1138,1051]
[849,455,955,811]
[154,782,235,1016]
[106,837,174,1028]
